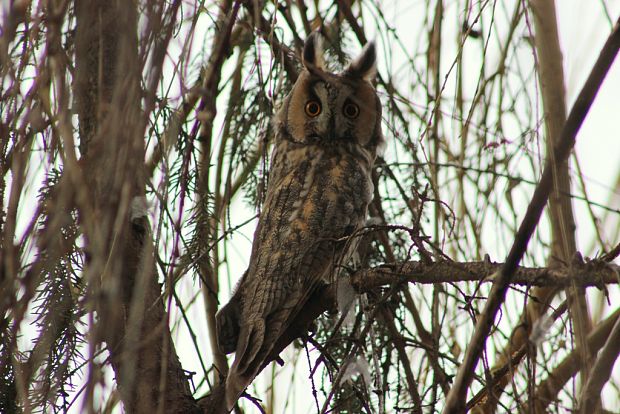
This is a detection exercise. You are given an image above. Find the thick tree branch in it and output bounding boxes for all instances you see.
[350,260,620,289]
[442,16,620,413]
[200,258,619,411]
[479,1,614,408]
[74,2,196,412]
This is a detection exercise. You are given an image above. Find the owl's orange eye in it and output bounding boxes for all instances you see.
[343,102,360,118]
[305,100,321,117]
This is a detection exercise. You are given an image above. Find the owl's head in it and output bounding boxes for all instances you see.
[275,33,384,156]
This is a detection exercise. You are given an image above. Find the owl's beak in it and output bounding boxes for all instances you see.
[327,116,337,141]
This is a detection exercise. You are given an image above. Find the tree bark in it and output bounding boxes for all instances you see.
[74,1,196,412]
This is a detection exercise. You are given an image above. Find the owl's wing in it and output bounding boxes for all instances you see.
[224,144,372,409]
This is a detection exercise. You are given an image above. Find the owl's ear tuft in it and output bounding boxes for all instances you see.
[303,32,325,73]
[345,42,377,81]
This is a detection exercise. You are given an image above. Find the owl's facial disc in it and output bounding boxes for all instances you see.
[304,79,374,145]
[283,69,381,150]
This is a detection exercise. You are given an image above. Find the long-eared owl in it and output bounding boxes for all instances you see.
[216,32,384,410]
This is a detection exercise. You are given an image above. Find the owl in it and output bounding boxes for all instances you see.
[216,32,384,411]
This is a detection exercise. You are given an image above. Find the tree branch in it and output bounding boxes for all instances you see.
[467,301,568,410]
[350,260,620,289]
[579,310,620,411]
[74,2,196,412]
[442,15,620,412]
[531,0,592,395]
[194,0,242,381]
[200,258,619,411]
[528,308,620,413]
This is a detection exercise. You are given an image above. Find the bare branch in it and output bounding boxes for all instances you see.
[351,260,620,289]
[201,258,618,411]
[530,0,592,395]
[579,312,620,411]
[528,308,620,413]
[443,15,620,413]
[194,0,243,382]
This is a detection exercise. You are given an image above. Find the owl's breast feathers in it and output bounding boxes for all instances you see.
[223,141,374,409]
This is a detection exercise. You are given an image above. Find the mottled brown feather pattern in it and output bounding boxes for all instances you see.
[216,32,384,410]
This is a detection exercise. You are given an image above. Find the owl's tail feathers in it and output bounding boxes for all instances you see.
[225,320,266,410]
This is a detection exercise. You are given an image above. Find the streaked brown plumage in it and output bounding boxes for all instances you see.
[216,32,384,411]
